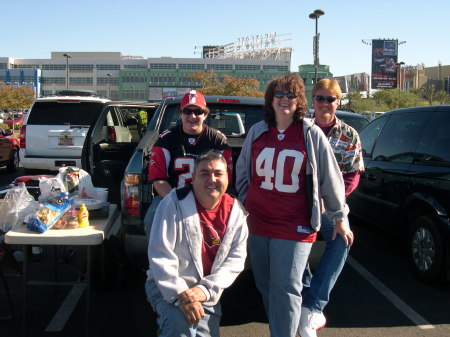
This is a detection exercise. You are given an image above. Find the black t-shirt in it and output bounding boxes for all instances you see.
[148,125,233,188]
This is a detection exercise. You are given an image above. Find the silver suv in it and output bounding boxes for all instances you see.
[20,90,111,172]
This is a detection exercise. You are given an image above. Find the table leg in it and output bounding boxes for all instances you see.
[22,245,29,337]
[86,246,92,337]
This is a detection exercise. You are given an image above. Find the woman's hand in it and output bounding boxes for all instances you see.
[333,219,354,247]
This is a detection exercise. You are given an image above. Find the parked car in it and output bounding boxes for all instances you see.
[19,91,111,173]
[0,126,20,172]
[307,109,370,132]
[335,110,370,132]
[4,113,24,129]
[347,105,450,282]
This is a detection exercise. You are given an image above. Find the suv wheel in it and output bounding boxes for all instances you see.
[409,215,445,283]
[7,148,19,172]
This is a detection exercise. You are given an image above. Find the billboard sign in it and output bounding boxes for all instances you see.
[371,39,398,89]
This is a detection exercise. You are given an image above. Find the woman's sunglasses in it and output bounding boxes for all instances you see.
[182,107,204,116]
[273,91,297,99]
[314,95,337,103]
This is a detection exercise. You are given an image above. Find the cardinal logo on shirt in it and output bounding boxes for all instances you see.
[277,134,285,140]
[200,220,221,248]
[188,138,196,145]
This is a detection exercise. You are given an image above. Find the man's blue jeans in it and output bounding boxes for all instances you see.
[145,279,221,337]
[302,214,350,313]
[249,234,312,337]
[144,195,162,244]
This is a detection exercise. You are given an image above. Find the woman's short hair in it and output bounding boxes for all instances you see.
[264,73,308,126]
[312,78,343,100]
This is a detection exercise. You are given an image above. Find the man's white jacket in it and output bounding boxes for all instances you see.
[146,187,248,307]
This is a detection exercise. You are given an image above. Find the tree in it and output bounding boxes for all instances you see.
[434,90,450,104]
[186,71,264,97]
[422,84,435,105]
[345,90,361,109]
[0,83,36,111]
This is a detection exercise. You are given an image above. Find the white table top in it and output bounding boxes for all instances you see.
[5,204,119,246]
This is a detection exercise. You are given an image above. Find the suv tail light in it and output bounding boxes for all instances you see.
[107,126,116,142]
[19,125,26,148]
[122,173,140,217]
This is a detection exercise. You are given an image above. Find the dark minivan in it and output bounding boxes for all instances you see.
[347,105,450,283]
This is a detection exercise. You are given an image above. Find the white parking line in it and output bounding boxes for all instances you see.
[347,256,434,330]
[45,283,86,332]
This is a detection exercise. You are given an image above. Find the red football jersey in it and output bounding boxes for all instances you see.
[245,122,316,242]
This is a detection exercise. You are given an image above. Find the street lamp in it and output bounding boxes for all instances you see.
[107,73,112,98]
[395,61,405,90]
[63,53,71,90]
[309,9,325,84]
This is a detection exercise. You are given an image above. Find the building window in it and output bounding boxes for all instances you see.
[69,77,93,84]
[97,64,121,70]
[150,63,176,70]
[124,64,147,69]
[206,64,233,71]
[263,65,289,72]
[0,63,7,69]
[41,77,65,84]
[42,64,66,70]
[179,64,205,70]
[149,75,176,84]
[69,64,94,71]
[14,64,40,69]
[235,64,260,71]
[123,75,148,83]
[98,77,119,84]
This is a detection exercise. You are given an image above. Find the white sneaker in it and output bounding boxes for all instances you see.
[298,307,326,337]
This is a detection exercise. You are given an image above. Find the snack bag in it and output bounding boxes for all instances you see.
[26,192,71,233]
[53,208,79,230]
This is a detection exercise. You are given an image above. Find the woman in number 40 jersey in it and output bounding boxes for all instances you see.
[236,73,348,337]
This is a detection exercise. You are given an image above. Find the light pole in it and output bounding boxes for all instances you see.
[107,73,112,98]
[309,9,325,85]
[63,53,71,90]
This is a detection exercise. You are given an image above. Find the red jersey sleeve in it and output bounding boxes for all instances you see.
[148,146,170,182]
[222,148,233,185]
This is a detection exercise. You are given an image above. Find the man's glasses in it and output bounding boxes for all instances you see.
[273,91,297,99]
[182,107,204,116]
[314,95,338,103]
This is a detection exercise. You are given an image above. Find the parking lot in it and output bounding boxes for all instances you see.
[1,168,450,337]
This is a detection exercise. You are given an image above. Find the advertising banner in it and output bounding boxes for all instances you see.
[371,39,398,89]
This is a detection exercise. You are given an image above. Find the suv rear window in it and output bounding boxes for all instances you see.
[158,103,264,137]
[27,102,106,126]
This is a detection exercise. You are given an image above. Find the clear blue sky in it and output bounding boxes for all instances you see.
[3,0,449,76]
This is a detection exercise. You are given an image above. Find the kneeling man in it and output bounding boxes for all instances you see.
[145,151,248,337]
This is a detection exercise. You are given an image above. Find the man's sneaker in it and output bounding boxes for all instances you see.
[298,307,326,337]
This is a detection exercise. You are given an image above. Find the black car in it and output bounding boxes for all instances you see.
[307,109,370,132]
[347,105,450,282]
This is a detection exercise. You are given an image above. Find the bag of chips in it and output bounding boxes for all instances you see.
[26,192,71,233]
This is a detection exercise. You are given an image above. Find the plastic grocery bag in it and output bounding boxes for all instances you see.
[56,167,97,199]
[26,192,72,233]
[0,183,39,233]
[39,176,66,201]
